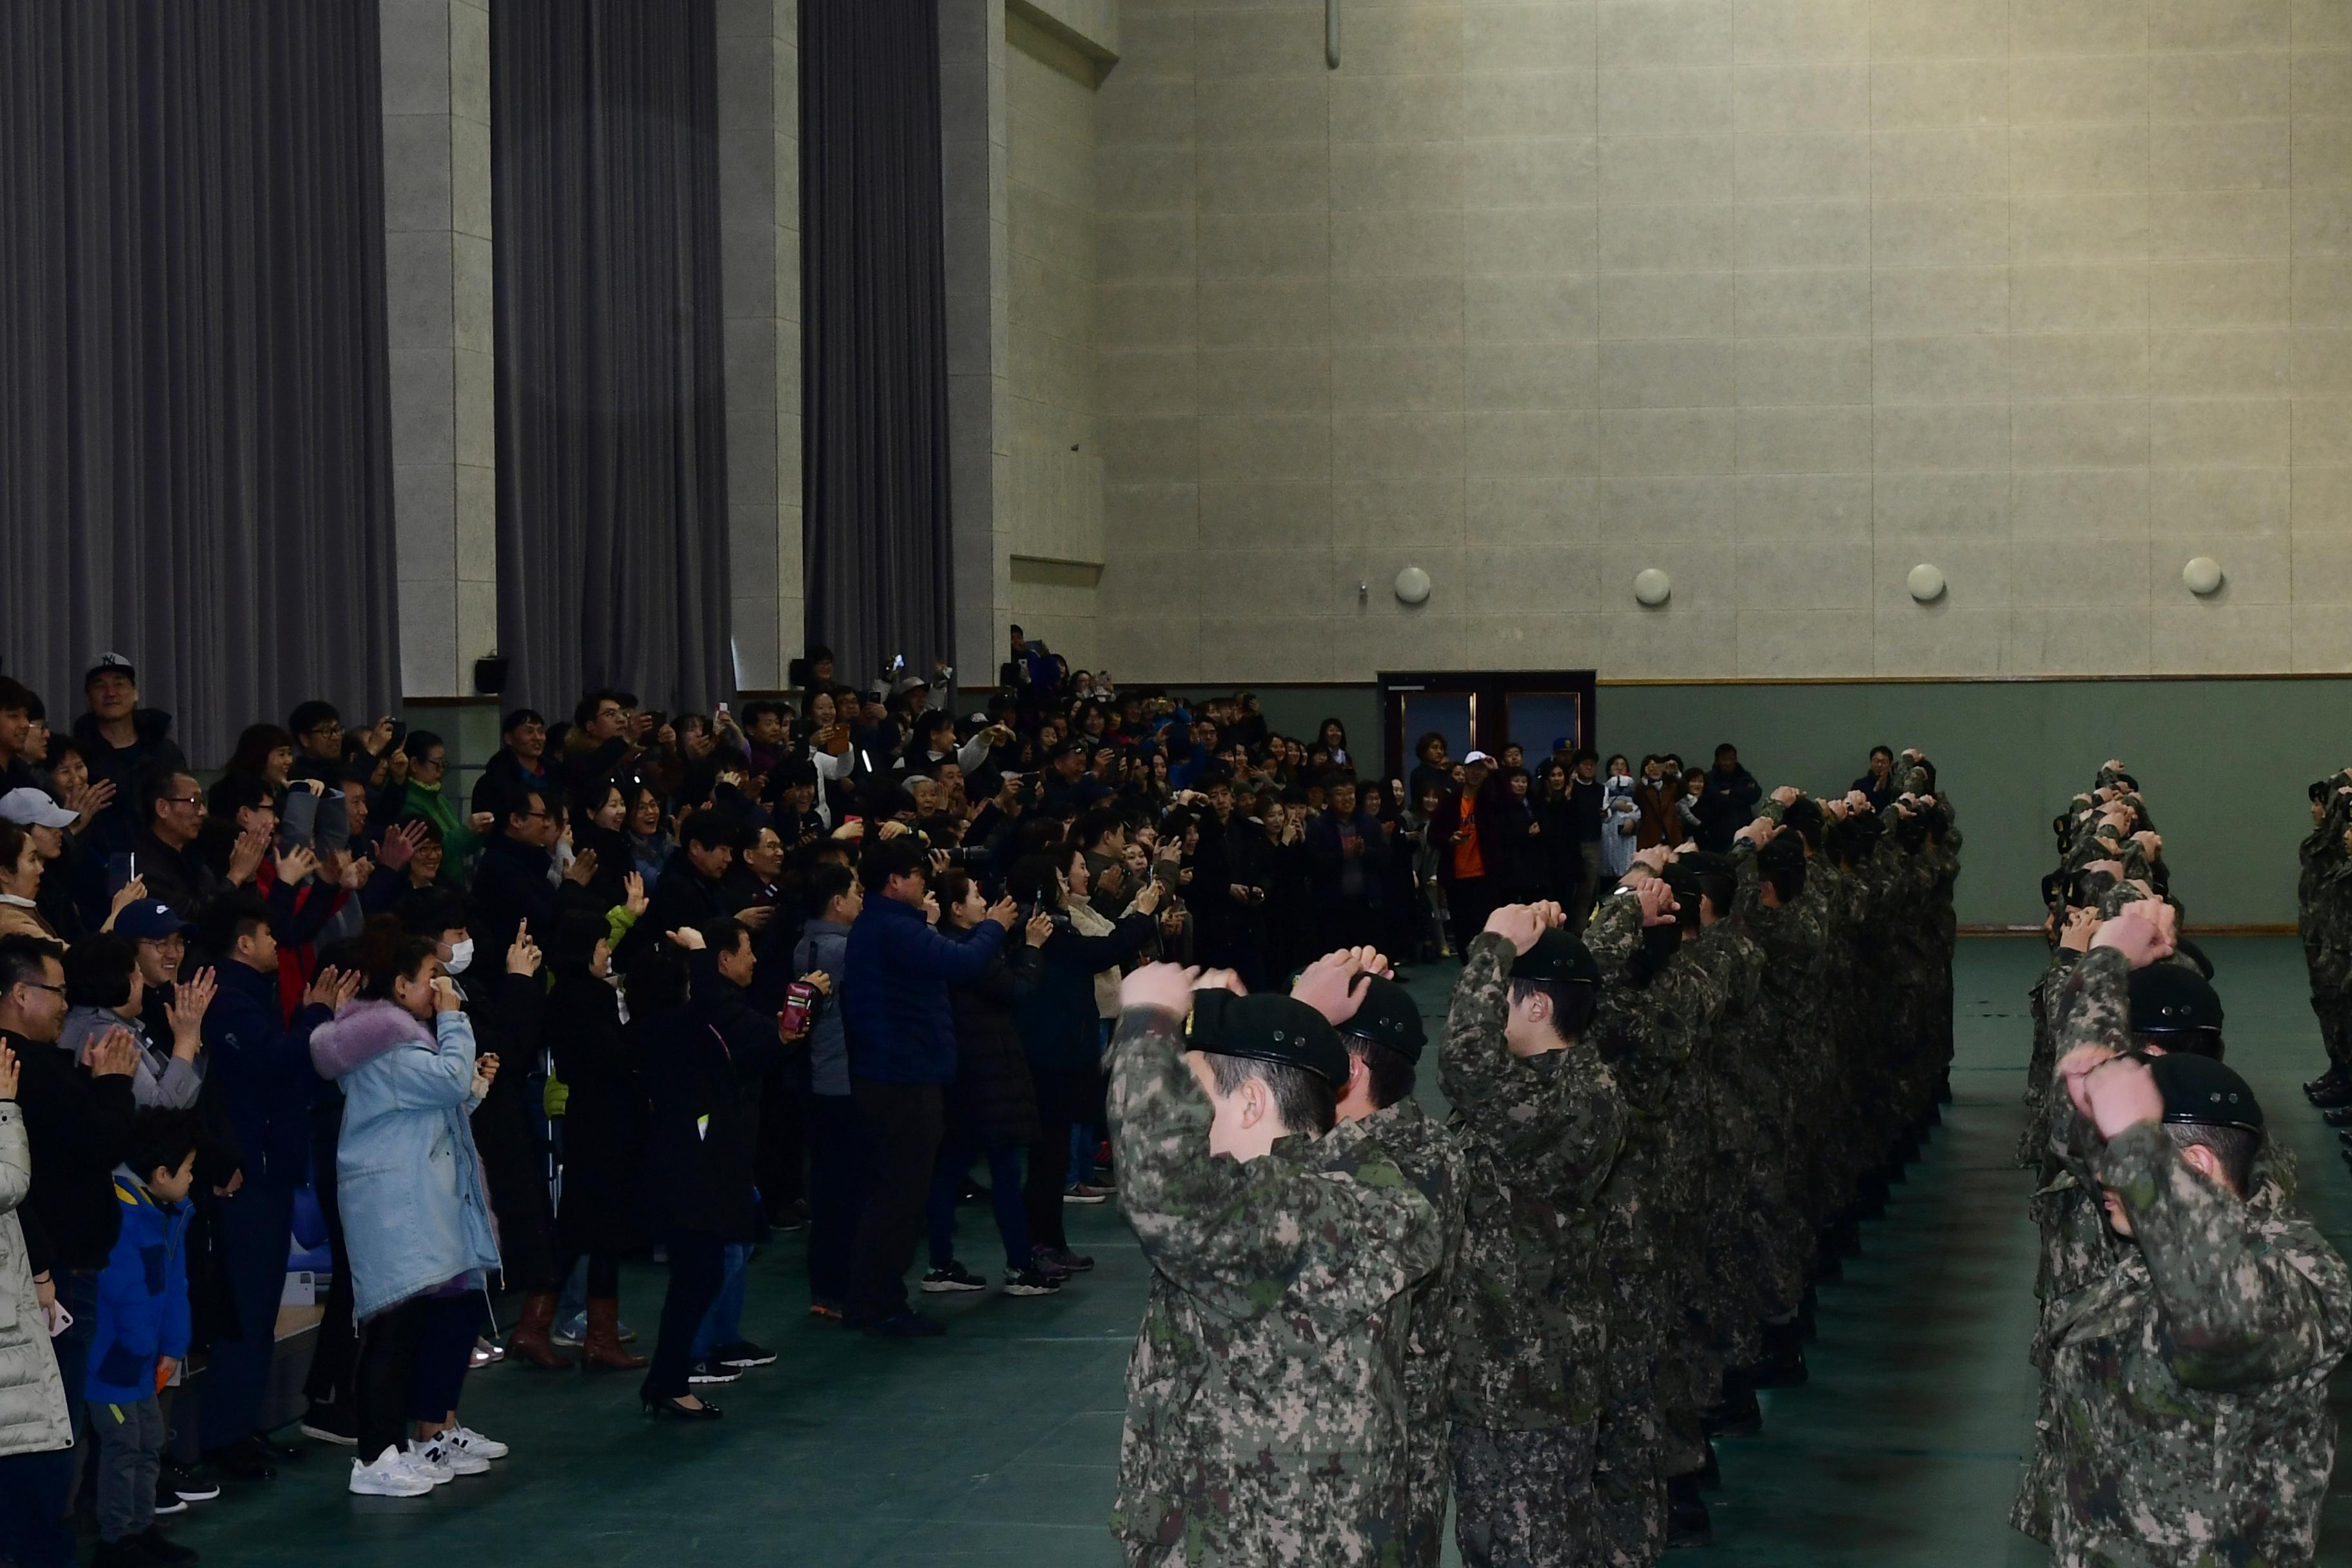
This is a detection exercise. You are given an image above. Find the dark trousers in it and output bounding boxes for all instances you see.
[353,1297,433,1460]
[1026,1068,1095,1253]
[845,1079,944,1322]
[406,1294,481,1421]
[926,1141,1031,1273]
[805,1093,866,1304]
[642,1230,726,1402]
[758,1072,808,1217]
[303,1128,357,1409]
[0,1446,74,1568]
[1446,876,1496,957]
[200,1179,295,1452]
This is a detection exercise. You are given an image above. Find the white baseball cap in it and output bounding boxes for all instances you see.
[1462,750,1494,767]
[0,789,78,829]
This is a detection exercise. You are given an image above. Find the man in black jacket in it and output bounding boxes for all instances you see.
[621,810,740,967]
[134,771,267,921]
[472,789,594,957]
[72,654,190,859]
[1695,743,1763,852]
[0,934,139,1527]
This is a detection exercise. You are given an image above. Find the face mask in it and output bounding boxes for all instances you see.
[445,938,475,975]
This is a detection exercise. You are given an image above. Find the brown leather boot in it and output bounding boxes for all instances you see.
[506,1291,572,1370]
[581,1297,649,1371]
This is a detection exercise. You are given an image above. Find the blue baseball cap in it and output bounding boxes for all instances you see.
[114,901,190,941]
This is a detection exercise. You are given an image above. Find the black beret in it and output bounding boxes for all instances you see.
[1511,928,1599,987]
[2129,963,2224,1038]
[2172,937,2215,981]
[2146,1052,2262,1132]
[1338,974,1427,1063]
[1186,990,1349,1088]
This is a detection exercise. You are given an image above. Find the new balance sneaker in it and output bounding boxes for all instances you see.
[348,1446,434,1498]
[686,1360,743,1386]
[445,1425,509,1462]
[414,1433,489,1477]
[1061,1184,1112,1205]
[714,1340,778,1369]
[920,1260,988,1293]
[1002,1266,1064,1297]
[400,1440,454,1484]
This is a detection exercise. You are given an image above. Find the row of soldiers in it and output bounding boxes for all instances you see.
[1100,748,1962,1566]
[2015,759,2352,1565]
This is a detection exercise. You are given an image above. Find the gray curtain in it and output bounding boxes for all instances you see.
[800,0,955,683]
[0,0,401,765]
[492,0,734,720]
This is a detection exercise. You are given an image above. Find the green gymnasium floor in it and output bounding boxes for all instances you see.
[164,936,2352,1566]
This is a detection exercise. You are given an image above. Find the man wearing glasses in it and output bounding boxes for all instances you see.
[0,932,140,1560]
[133,773,266,920]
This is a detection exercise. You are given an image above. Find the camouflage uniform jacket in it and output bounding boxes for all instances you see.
[1440,932,1625,1431]
[1106,1004,1447,1566]
[2038,949,2352,1567]
[2048,1121,2352,1568]
[1350,1097,1467,1568]
[2298,777,2352,974]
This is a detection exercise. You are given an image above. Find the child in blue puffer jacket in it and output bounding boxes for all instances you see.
[86,1108,199,1568]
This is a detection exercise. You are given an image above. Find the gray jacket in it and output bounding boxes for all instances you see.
[61,1005,202,1110]
[0,1104,71,1457]
[793,920,852,1097]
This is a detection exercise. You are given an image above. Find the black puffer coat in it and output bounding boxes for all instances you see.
[940,921,1044,1152]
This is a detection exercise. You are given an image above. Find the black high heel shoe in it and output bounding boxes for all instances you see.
[642,1395,723,1421]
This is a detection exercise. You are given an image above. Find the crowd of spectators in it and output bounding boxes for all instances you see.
[0,632,1790,1557]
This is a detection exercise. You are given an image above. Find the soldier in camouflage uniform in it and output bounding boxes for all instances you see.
[1440,902,1625,1568]
[1104,961,1445,1566]
[2036,901,2352,1567]
[1582,865,1740,1558]
[2300,773,2352,1106]
[1324,971,1467,1568]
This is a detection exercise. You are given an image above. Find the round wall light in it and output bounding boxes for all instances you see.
[1906,563,1946,603]
[1633,567,1671,607]
[1393,565,1432,605]
[2182,556,2224,596]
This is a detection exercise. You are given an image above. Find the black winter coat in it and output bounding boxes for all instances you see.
[638,967,772,1242]
[455,968,561,1293]
[940,923,1044,1150]
[547,972,651,1255]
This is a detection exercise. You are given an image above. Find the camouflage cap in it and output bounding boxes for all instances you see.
[1186,988,1349,1087]
[1510,928,1600,987]
[2145,1051,2262,1133]
[2129,963,2224,1037]
[1337,974,1427,1063]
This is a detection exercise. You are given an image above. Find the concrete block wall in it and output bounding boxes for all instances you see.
[1088,0,2352,681]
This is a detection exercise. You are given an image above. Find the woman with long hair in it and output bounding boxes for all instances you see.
[308,920,504,1497]
[542,906,651,1371]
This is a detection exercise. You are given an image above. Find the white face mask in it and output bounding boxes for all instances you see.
[445,938,475,975]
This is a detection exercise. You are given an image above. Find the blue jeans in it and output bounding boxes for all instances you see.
[689,1244,751,1359]
[926,1142,1031,1273]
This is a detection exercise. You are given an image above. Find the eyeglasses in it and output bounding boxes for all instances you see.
[161,795,202,808]
[307,723,344,738]
[17,982,63,999]
[416,756,446,770]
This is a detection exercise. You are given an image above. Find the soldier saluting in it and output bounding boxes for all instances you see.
[2045,899,2352,1568]
[1105,951,1447,1567]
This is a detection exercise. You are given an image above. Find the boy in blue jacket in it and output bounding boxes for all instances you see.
[87,1108,201,1567]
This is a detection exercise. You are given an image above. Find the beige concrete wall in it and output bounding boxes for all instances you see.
[1090,0,2352,681]
[1008,19,1108,665]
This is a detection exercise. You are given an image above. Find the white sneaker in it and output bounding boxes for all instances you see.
[446,1424,509,1461]
[402,1439,456,1484]
[349,1446,434,1498]
[424,1433,491,1476]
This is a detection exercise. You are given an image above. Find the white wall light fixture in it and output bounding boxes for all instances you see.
[1906,563,1946,603]
[1632,568,1671,607]
[1393,565,1432,605]
[2182,556,2224,596]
